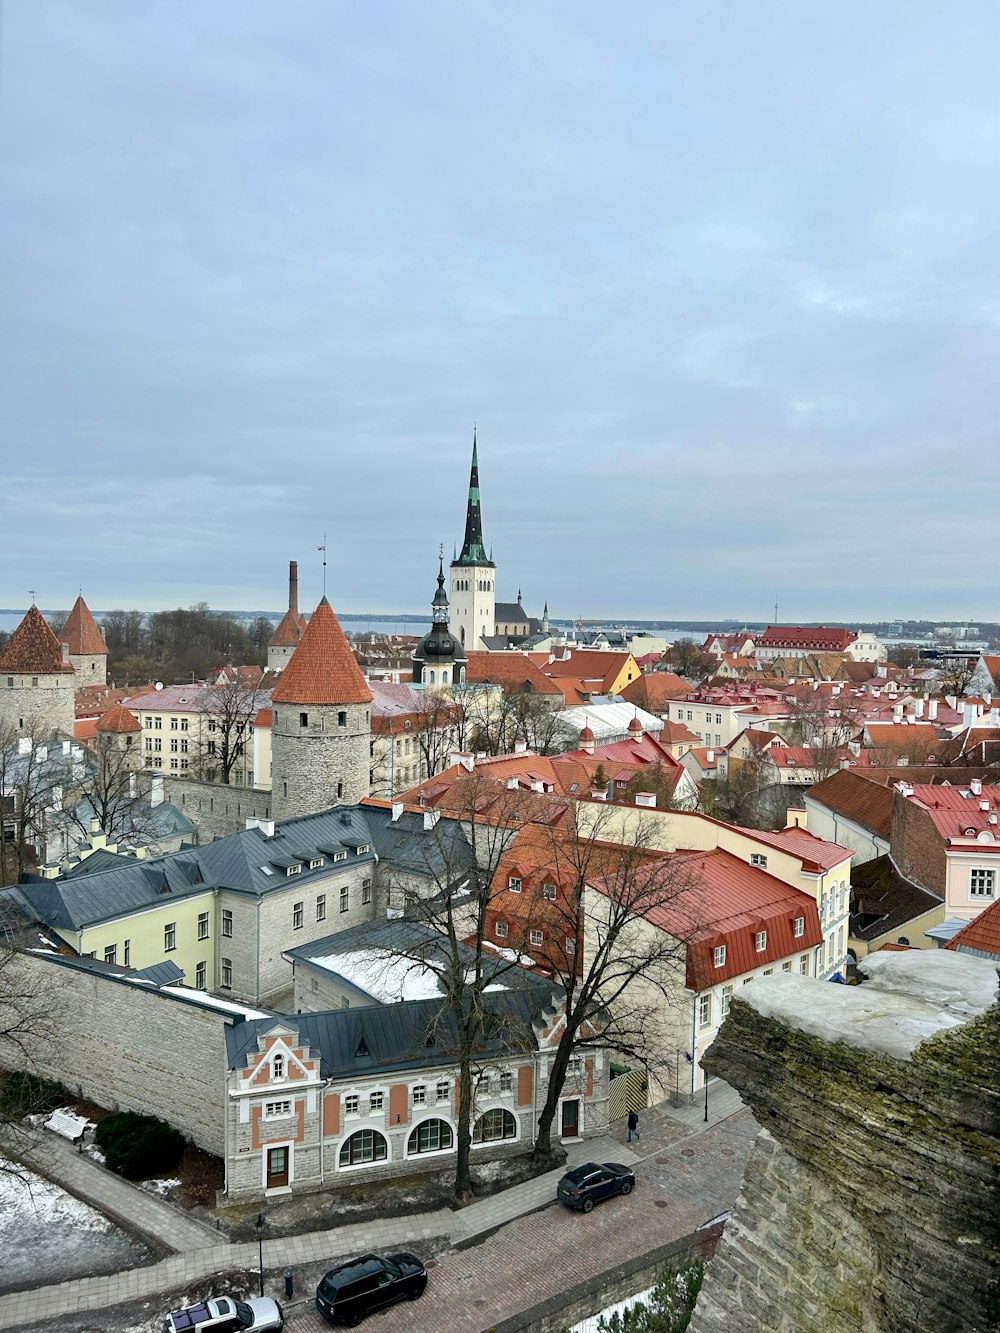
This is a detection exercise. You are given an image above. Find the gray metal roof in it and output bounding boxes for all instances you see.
[362,805,474,887]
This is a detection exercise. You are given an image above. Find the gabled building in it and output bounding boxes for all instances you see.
[755,626,858,662]
[57,595,108,687]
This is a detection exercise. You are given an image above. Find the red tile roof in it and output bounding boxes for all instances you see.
[268,608,308,648]
[0,606,75,676]
[900,783,1000,846]
[805,769,894,839]
[619,673,691,709]
[542,650,635,694]
[58,596,108,656]
[736,824,851,873]
[757,626,856,651]
[270,597,372,706]
[465,652,563,697]
[96,702,142,734]
[944,897,1000,960]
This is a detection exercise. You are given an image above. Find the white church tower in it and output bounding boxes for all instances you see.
[449,431,495,650]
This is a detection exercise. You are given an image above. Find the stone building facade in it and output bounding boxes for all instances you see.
[270,597,373,821]
[56,595,108,687]
[0,605,76,738]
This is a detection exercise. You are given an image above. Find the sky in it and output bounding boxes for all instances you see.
[2,2,999,624]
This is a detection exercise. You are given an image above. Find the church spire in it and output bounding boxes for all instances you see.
[453,427,494,568]
[432,546,449,624]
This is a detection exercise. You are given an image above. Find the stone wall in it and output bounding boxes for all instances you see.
[689,953,1000,1333]
[0,952,232,1154]
[163,776,272,842]
[0,673,75,740]
[271,701,370,821]
[890,786,947,895]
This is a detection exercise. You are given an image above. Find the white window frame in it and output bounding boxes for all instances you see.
[755,930,767,952]
[495,921,508,939]
[713,945,726,968]
[263,1099,293,1119]
[750,853,768,869]
[508,876,522,892]
[969,867,996,898]
[698,993,712,1028]
[529,929,543,946]
[793,916,804,938]
[344,1093,360,1116]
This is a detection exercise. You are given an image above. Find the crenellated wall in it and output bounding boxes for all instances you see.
[689,951,1000,1333]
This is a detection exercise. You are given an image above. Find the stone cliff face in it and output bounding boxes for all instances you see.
[689,951,1000,1333]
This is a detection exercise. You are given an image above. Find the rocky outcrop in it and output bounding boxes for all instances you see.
[689,951,1000,1333]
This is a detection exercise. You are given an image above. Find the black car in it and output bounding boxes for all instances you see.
[315,1252,427,1326]
[556,1161,635,1212]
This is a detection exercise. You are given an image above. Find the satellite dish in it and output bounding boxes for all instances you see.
[154,681,164,691]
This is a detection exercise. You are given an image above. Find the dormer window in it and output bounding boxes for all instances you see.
[755,930,768,952]
[750,854,768,869]
[286,864,301,876]
[508,876,522,892]
[713,945,726,968]
[793,916,804,937]
[334,851,347,863]
[309,857,324,869]
[356,844,370,855]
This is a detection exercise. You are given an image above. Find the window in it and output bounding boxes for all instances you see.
[499,1069,513,1094]
[339,1129,387,1167]
[495,921,508,939]
[299,712,309,728]
[272,1053,285,1080]
[316,894,327,922]
[221,957,233,989]
[264,1100,292,1119]
[970,868,996,897]
[782,961,792,973]
[435,1080,450,1103]
[170,758,178,769]
[180,718,188,731]
[362,878,372,904]
[698,993,712,1028]
[123,939,130,967]
[309,857,324,869]
[164,922,176,952]
[750,854,768,869]
[145,738,153,752]
[793,916,804,938]
[154,717,162,729]
[508,876,522,892]
[170,718,178,731]
[369,1090,384,1113]
[292,902,304,930]
[338,711,347,728]
[763,968,774,976]
[195,961,207,990]
[154,738,162,752]
[686,710,693,722]
[721,984,733,1017]
[180,758,189,770]
[180,739,189,753]
[412,1085,426,1106]
[566,1055,583,1076]
[715,713,722,725]
[340,885,349,913]
[104,944,117,964]
[799,954,810,975]
[755,930,767,952]
[208,719,217,732]
[334,850,347,863]
[529,929,544,946]
[286,864,301,876]
[565,936,576,955]
[473,1108,517,1143]
[197,912,209,941]
[542,882,557,901]
[222,909,233,938]
[408,1119,453,1154]
[356,844,370,855]
[345,1094,360,1115]
[713,945,726,968]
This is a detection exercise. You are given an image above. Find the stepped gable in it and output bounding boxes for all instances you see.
[0,606,75,675]
[268,608,307,648]
[96,703,142,734]
[271,597,372,706]
[58,596,108,656]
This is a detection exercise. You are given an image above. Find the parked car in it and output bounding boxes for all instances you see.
[315,1252,428,1325]
[165,1294,284,1332]
[556,1161,635,1212]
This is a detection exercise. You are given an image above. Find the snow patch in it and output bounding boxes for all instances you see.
[140,1176,181,1197]
[307,948,445,1003]
[568,1284,655,1332]
[859,948,998,1017]
[45,1107,93,1142]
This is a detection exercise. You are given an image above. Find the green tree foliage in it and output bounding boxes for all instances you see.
[100,605,272,686]
[0,1071,67,1117]
[95,1110,186,1180]
[596,1261,704,1333]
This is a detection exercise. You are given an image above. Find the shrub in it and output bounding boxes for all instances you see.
[597,1260,705,1333]
[0,1071,67,1117]
[94,1110,186,1180]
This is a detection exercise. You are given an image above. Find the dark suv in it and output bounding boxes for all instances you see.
[315,1252,427,1325]
[556,1161,635,1212]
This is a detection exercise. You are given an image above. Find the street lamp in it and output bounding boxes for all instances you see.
[254,1212,267,1297]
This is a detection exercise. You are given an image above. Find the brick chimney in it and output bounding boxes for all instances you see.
[288,560,298,616]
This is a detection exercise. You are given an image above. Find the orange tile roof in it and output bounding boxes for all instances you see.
[465,652,563,696]
[542,650,634,693]
[270,598,372,706]
[58,596,108,656]
[944,897,1000,960]
[268,607,307,648]
[96,702,142,734]
[74,718,99,742]
[0,606,75,676]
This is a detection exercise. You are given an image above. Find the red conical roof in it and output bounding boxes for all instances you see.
[96,703,142,734]
[0,606,75,676]
[268,607,305,648]
[58,596,108,656]
[271,598,372,706]
[628,715,643,733]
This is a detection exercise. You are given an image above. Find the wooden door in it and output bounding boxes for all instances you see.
[561,1099,579,1137]
[266,1145,289,1188]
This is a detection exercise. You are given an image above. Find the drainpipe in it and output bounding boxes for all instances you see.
[222,1062,230,1198]
[689,993,698,1102]
[318,1077,331,1185]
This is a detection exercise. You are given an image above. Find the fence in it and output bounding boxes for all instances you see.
[608,1067,647,1123]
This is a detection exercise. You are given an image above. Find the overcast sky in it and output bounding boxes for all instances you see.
[2,3,999,624]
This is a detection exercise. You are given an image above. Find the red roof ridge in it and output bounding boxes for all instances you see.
[271,597,372,706]
[58,595,108,656]
[268,607,306,648]
[96,702,142,733]
[0,606,75,676]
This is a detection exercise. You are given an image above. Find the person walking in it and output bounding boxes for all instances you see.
[627,1109,640,1142]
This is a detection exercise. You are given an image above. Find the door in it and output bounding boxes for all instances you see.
[561,1099,579,1138]
[266,1145,289,1188]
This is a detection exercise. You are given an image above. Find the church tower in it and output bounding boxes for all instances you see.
[413,552,467,687]
[270,596,373,820]
[449,430,495,650]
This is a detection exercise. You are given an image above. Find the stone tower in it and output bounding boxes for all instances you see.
[267,560,308,672]
[57,595,108,686]
[270,597,373,820]
[412,552,467,687]
[449,430,495,651]
[95,703,143,771]
[0,605,76,739]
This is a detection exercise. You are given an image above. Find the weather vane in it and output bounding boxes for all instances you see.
[318,534,327,596]
[28,589,36,606]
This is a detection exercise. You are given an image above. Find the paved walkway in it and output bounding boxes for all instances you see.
[0,1086,748,1332]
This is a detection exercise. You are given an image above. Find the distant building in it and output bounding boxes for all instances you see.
[57,596,108,687]
[267,560,308,672]
[0,605,76,738]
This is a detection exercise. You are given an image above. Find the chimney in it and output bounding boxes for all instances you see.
[893,704,903,723]
[979,800,990,811]
[514,739,528,754]
[591,789,608,802]
[17,737,31,755]
[150,775,164,807]
[970,778,983,796]
[706,749,715,764]
[288,560,298,615]
[839,758,851,769]
[963,702,978,729]
[391,801,404,823]
[423,809,441,831]
[914,697,925,718]
[634,792,656,808]
[928,699,938,720]
[61,641,71,662]
[991,707,1000,727]
[90,816,101,835]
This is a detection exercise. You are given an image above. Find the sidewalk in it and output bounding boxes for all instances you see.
[0,1096,747,1332]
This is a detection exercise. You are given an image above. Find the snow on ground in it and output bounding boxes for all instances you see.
[568,1284,655,1332]
[0,1157,150,1293]
[139,1176,181,1197]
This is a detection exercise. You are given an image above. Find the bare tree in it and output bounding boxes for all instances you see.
[465,682,563,756]
[408,691,464,784]
[196,675,264,785]
[0,924,64,1169]
[0,721,64,883]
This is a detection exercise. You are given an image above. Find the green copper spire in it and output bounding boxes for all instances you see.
[452,427,494,568]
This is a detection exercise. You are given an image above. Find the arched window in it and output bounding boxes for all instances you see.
[473,1108,517,1143]
[407,1118,454,1155]
[441,669,449,684]
[428,670,436,684]
[272,1053,284,1080]
[339,1129,388,1167]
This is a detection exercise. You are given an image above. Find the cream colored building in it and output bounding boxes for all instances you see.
[126,683,263,787]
